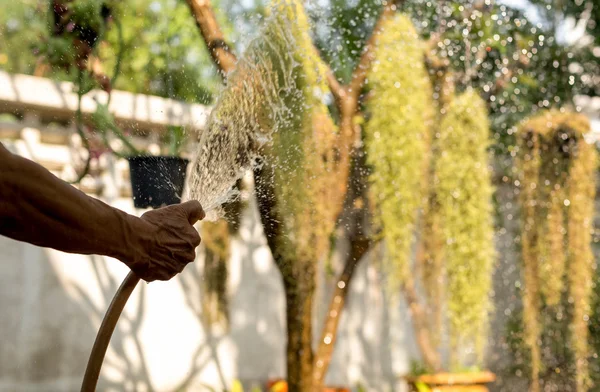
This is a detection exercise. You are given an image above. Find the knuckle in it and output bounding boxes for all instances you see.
[186,250,197,263]
[191,230,201,247]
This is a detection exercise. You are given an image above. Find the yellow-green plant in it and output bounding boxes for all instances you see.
[267,0,339,268]
[252,1,340,389]
[365,14,495,371]
[365,13,434,286]
[434,90,495,363]
[517,111,597,392]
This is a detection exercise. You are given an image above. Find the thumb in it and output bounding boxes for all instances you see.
[180,200,205,224]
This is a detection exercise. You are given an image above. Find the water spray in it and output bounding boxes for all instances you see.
[80,5,300,389]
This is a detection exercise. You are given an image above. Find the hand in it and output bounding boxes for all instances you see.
[127,201,205,282]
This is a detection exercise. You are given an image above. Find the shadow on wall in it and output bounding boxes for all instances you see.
[70,255,155,391]
[0,196,414,392]
[314,241,399,392]
[0,238,182,392]
[0,237,97,392]
[176,196,286,391]
[229,200,285,387]
[487,181,529,392]
[0,198,287,392]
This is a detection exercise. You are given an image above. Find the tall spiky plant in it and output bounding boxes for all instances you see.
[434,90,496,364]
[365,13,433,289]
[364,13,441,369]
[517,111,597,392]
[366,15,496,369]
[252,1,340,390]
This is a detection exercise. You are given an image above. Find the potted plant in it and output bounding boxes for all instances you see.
[405,372,496,392]
[266,379,350,392]
[126,152,190,209]
[363,14,497,391]
[92,103,190,208]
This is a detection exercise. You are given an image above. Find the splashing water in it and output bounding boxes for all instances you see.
[185,2,302,221]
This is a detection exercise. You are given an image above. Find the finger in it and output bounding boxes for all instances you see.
[157,270,175,281]
[183,249,197,264]
[188,228,201,248]
[180,200,205,224]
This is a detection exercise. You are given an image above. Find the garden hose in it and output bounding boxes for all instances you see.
[81,271,141,391]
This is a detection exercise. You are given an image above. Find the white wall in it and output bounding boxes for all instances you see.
[0,191,414,392]
[0,120,414,391]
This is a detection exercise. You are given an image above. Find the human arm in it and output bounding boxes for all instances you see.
[0,142,204,281]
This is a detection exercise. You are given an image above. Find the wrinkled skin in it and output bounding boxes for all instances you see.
[131,202,204,281]
[0,142,204,282]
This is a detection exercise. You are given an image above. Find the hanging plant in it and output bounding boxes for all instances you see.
[34,1,117,184]
[517,110,597,392]
[364,13,496,384]
[364,13,434,288]
[434,89,495,365]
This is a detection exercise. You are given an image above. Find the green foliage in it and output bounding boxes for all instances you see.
[364,13,433,285]
[410,360,433,377]
[400,0,599,158]
[435,90,495,363]
[100,0,219,103]
[414,381,432,392]
[0,1,48,74]
[165,125,185,156]
[91,102,140,156]
[71,0,105,32]
[0,0,219,103]
[40,37,75,68]
[309,0,380,84]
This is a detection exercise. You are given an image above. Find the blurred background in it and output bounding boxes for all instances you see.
[0,0,599,391]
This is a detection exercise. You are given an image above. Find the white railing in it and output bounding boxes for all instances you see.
[0,71,211,197]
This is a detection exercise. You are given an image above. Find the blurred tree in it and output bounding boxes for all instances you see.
[0,0,220,103]
[187,1,401,390]
[0,1,49,74]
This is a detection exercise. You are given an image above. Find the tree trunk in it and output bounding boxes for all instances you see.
[254,164,316,391]
[284,279,315,392]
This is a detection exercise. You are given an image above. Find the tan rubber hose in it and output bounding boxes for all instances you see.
[81,271,141,391]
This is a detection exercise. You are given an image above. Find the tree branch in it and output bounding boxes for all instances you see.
[325,1,404,220]
[402,276,443,372]
[348,1,400,97]
[184,0,237,77]
[313,236,371,388]
[326,70,345,103]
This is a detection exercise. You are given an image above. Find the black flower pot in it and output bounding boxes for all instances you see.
[127,156,189,209]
